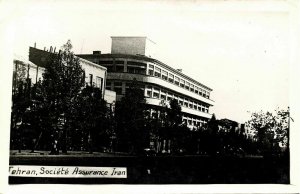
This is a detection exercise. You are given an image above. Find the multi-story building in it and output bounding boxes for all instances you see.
[78,36,215,128]
[13,54,45,87]
[28,46,116,105]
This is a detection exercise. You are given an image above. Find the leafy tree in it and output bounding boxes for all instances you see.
[75,85,108,153]
[206,114,219,155]
[155,98,190,154]
[115,79,147,154]
[10,62,32,152]
[41,40,85,154]
[246,108,290,156]
[166,99,183,127]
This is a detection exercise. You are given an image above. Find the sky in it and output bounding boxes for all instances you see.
[2,0,294,123]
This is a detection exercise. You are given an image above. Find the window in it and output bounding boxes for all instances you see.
[203,91,207,98]
[146,90,152,97]
[89,74,93,86]
[95,76,103,90]
[162,70,168,80]
[127,66,135,73]
[154,67,161,77]
[188,120,192,125]
[139,68,146,75]
[180,79,185,88]
[114,82,122,87]
[116,65,124,72]
[175,77,180,85]
[115,60,124,65]
[153,92,159,98]
[184,99,188,107]
[185,82,190,90]
[153,88,159,98]
[114,82,122,95]
[99,60,113,65]
[106,81,111,90]
[146,85,152,97]
[190,84,194,92]
[127,62,146,74]
[104,65,114,72]
[193,104,197,109]
[189,102,193,108]
[148,64,154,75]
[195,86,198,94]
[160,90,166,100]
[127,61,147,66]
[179,100,183,106]
[168,73,174,83]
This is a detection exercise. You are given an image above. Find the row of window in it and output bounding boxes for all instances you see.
[182,118,206,127]
[86,74,104,90]
[98,59,211,99]
[100,60,147,75]
[149,108,208,127]
[106,81,144,95]
[106,81,209,114]
[145,85,209,113]
[148,64,210,99]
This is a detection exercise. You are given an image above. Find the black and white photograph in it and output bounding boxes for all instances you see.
[1,0,300,193]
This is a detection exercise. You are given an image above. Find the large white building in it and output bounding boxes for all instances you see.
[27,46,116,103]
[78,36,215,128]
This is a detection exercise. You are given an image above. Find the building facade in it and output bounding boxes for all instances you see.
[78,36,215,129]
[28,46,111,99]
[13,54,45,86]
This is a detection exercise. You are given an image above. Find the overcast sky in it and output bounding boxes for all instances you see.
[5,0,293,123]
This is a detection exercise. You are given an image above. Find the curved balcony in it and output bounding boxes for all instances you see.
[146,98,212,119]
[107,72,215,106]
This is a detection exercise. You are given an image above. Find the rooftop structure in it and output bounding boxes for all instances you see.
[77,36,215,129]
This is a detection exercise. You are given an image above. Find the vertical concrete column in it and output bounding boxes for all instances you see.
[124,60,127,73]
[150,85,153,98]
[146,63,149,75]
[144,84,147,96]
[159,87,161,99]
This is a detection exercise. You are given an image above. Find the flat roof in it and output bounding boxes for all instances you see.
[111,36,156,44]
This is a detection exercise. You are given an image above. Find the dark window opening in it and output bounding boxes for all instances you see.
[115,65,124,72]
[114,88,122,95]
[99,60,113,65]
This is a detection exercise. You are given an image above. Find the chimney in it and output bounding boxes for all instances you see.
[34,42,36,48]
[50,46,53,53]
[93,51,101,55]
